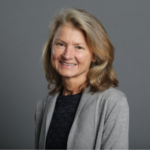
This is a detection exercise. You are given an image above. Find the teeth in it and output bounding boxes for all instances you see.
[61,62,76,66]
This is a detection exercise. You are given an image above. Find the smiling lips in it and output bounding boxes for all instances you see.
[60,61,77,66]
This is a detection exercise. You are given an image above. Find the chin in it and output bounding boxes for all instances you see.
[61,74,75,78]
[59,72,77,78]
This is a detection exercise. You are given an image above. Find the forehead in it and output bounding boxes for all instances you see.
[53,24,86,43]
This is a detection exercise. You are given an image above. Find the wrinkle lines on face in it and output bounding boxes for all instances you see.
[51,24,94,82]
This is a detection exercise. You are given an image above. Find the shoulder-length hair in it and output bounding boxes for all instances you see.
[42,8,119,95]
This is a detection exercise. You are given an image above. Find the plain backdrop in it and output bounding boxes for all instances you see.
[0,0,150,149]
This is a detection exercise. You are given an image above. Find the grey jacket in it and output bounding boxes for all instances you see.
[35,85,129,149]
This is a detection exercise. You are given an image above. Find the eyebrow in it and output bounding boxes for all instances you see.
[54,38,86,46]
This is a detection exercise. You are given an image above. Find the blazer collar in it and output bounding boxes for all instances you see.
[44,85,91,148]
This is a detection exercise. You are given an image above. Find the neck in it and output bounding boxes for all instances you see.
[61,76,88,96]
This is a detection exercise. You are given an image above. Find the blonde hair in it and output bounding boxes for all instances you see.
[42,8,119,95]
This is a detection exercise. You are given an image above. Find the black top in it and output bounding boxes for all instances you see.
[45,90,83,149]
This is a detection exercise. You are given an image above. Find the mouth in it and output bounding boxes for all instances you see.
[59,61,77,67]
[60,61,77,65]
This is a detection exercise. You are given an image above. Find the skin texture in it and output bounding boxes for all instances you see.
[51,23,95,95]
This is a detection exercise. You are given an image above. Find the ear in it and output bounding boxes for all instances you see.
[92,54,96,63]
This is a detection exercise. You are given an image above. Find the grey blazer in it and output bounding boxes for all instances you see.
[35,85,129,149]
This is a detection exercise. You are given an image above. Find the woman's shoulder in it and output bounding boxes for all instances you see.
[97,87,128,109]
[95,87,129,122]
[36,94,52,112]
[101,87,127,98]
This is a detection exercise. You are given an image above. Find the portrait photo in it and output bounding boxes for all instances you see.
[0,0,150,149]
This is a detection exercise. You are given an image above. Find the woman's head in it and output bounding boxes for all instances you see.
[51,23,95,81]
[42,8,118,94]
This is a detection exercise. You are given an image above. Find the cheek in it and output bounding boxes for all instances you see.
[77,53,92,65]
[51,49,62,66]
[51,49,60,60]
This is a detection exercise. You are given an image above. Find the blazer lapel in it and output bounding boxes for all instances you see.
[41,85,91,149]
[67,85,91,148]
[39,90,61,149]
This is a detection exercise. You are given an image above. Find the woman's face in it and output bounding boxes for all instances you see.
[51,23,95,80]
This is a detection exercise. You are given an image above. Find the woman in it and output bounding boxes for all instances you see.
[35,8,129,149]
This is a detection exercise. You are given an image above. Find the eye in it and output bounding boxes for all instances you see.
[76,46,83,49]
[56,42,64,46]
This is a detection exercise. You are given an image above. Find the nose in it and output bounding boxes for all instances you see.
[62,46,74,59]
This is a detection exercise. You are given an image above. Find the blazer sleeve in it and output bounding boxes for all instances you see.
[35,99,44,149]
[101,94,129,149]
